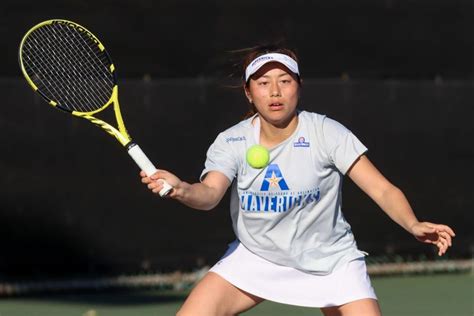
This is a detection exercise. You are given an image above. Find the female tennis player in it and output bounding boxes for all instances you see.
[141,45,455,316]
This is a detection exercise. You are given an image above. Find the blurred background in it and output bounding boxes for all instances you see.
[0,0,472,285]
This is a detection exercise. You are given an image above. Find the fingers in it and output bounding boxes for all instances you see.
[431,224,456,256]
[433,229,454,256]
[149,170,169,180]
[437,230,453,247]
[140,170,164,184]
[423,222,456,237]
[141,173,151,184]
[422,235,445,255]
[435,224,456,237]
[151,180,167,194]
[146,178,167,194]
[414,222,455,256]
[140,169,176,196]
[436,235,450,256]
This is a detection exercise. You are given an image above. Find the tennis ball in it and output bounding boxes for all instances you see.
[246,145,270,169]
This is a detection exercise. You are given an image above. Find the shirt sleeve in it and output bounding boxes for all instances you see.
[321,116,368,174]
[199,132,239,182]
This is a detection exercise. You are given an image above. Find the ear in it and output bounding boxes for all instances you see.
[244,84,253,104]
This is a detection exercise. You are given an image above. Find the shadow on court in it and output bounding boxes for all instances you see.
[1,289,188,305]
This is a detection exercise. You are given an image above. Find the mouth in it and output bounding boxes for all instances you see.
[269,102,284,110]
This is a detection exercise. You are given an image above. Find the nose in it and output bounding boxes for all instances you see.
[270,81,281,97]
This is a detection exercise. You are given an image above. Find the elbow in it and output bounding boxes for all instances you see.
[198,203,218,211]
[193,195,222,211]
[201,195,223,211]
[182,200,218,212]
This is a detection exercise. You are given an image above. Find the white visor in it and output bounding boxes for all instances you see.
[245,53,299,82]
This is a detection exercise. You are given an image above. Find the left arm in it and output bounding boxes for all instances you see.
[347,155,455,256]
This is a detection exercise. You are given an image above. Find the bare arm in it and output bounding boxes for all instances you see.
[347,155,455,256]
[141,170,231,211]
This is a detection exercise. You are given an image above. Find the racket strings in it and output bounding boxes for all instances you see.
[23,34,68,105]
[23,28,109,113]
[32,24,113,110]
[32,28,99,111]
[39,24,113,111]
[24,29,102,112]
[21,22,115,113]
[58,25,114,107]
[28,37,99,112]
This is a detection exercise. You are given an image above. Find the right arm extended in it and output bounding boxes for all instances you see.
[140,170,231,211]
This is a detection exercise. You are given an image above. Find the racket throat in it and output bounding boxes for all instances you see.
[125,142,138,151]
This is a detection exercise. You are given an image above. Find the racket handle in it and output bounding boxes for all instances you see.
[127,143,173,197]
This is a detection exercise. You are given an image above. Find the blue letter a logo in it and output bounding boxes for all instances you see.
[260,164,289,191]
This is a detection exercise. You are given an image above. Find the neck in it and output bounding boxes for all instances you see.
[258,113,299,148]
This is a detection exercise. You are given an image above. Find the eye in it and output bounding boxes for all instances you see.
[258,81,269,86]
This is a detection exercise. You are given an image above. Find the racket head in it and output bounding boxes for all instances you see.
[19,19,117,115]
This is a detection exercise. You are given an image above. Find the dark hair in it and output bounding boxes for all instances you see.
[236,44,301,118]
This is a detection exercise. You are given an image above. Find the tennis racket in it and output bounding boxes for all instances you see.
[18,19,173,197]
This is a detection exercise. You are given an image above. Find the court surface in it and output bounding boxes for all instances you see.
[0,273,472,316]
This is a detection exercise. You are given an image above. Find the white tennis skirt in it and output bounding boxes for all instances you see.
[209,240,377,308]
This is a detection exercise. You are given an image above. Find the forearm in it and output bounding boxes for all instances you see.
[172,181,223,211]
[348,156,420,234]
[144,170,229,211]
[375,185,419,233]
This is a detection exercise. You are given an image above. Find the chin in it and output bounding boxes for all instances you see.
[264,111,297,127]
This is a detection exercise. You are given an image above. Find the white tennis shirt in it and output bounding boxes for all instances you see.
[200,111,368,275]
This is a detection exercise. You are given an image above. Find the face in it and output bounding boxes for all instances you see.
[245,62,300,127]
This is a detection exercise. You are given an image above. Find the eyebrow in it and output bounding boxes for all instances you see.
[260,73,292,79]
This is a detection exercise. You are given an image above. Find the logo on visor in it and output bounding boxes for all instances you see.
[251,56,274,67]
[260,164,289,191]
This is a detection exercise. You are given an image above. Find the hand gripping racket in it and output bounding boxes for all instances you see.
[18,19,173,196]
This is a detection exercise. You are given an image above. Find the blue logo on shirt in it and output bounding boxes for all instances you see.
[260,164,289,191]
[294,136,310,147]
[240,188,321,213]
[226,136,246,143]
[240,164,321,213]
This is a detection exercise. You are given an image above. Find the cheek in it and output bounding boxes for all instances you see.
[248,87,267,101]
[285,87,300,102]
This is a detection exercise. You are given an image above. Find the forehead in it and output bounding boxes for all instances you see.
[251,62,294,79]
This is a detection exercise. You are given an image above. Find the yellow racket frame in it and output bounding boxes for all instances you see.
[19,19,132,147]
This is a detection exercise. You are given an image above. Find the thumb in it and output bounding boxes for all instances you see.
[152,169,170,179]
[412,222,435,235]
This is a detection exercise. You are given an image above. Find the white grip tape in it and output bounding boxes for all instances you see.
[127,144,173,197]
